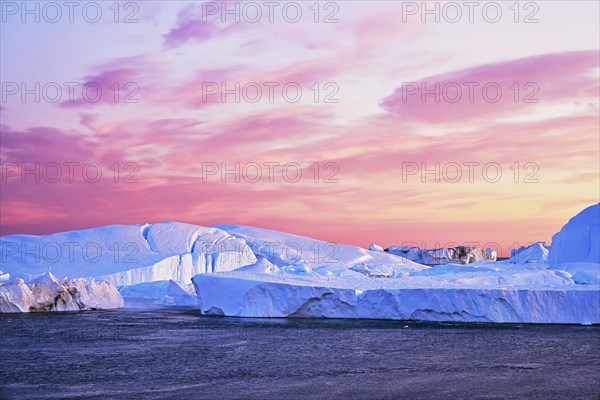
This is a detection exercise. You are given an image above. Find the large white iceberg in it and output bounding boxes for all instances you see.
[545,203,600,288]
[0,222,256,287]
[192,266,599,323]
[2,222,421,305]
[548,203,600,265]
[0,272,124,313]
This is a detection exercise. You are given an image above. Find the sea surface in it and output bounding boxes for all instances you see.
[1,306,599,400]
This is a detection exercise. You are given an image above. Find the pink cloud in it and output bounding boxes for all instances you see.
[165,65,250,108]
[350,6,425,56]
[58,55,160,110]
[382,51,599,123]
[166,58,340,109]
[314,114,599,183]
[0,126,98,166]
[0,125,146,182]
[163,1,245,48]
[59,68,140,108]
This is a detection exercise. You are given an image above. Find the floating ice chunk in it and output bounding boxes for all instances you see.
[192,272,600,323]
[118,279,197,306]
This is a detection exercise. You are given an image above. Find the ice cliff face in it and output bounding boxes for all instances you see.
[118,280,197,306]
[549,203,600,265]
[0,272,124,313]
[192,271,599,324]
[387,245,496,265]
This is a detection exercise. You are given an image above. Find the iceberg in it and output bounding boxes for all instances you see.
[215,224,426,271]
[548,203,600,265]
[508,242,549,264]
[0,272,124,313]
[387,245,496,265]
[0,221,256,287]
[118,279,197,306]
[546,204,600,287]
[368,244,384,252]
[192,205,600,324]
[192,268,599,323]
[2,204,599,322]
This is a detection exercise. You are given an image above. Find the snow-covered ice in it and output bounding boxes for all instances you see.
[214,224,426,272]
[1,204,599,322]
[192,204,600,323]
[0,222,258,305]
[0,221,256,287]
[0,272,124,313]
[508,242,549,264]
[192,259,599,323]
[548,203,600,265]
[368,244,384,252]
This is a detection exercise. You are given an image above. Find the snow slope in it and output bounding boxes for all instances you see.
[215,224,427,274]
[0,272,124,313]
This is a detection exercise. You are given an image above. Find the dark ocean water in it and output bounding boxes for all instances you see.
[1,306,599,400]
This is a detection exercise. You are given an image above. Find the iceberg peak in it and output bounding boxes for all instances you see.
[549,203,600,265]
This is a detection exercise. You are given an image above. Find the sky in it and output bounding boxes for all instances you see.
[1,0,599,256]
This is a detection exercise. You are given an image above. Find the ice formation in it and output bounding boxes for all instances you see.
[0,221,256,287]
[192,250,599,323]
[118,280,197,306]
[214,224,426,272]
[368,244,384,252]
[0,272,124,313]
[508,242,549,264]
[548,203,600,265]
[192,271,599,323]
[192,205,600,323]
[387,245,497,265]
[1,204,599,322]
